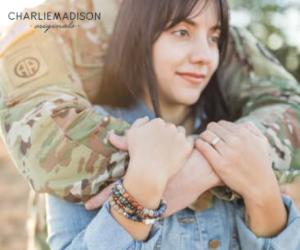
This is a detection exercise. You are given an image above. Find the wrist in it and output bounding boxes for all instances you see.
[243,184,282,208]
[126,160,168,190]
[244,192,284,215]
[195,174,217,194]
[194,165,222,193]
[244,189,287,238]
[207,172,223,189]
[124,166,167,209]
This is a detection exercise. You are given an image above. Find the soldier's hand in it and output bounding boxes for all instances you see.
[109,133,128,151]
[85,182,116,210]
[162,148,223,217]
[85,133,128,210]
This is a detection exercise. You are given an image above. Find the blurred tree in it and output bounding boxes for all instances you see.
[229,0,300,82]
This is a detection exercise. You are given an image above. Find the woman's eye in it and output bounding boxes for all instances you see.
[209,35,220,43]
[173,29,189,37]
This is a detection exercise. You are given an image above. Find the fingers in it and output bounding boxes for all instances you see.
[195,138,222,168]
[205,121,267,145]
[199,130,226,155]
[219,120,265,139]
[109,134,128,151]
[132,116,150,128]
[218,120,238,132]
[206,122,232,142]
[280,184,290,195]
[134,117,188,138]
[187,135,195,146]
[177,126,186,135]
[133,118,186,134]
[240,122,265,138]
[85,182,115,210]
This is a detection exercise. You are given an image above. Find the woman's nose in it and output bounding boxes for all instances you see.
[189,35,212,65]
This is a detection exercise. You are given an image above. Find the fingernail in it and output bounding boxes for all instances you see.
[195,141,202,149]
[196,139,202,144]
[280,185,289,193]
[110,133,122,142]
[110,133,119,140]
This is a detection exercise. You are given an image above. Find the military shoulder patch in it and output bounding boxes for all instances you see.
[0,21,35,57]
[4,44,49,87]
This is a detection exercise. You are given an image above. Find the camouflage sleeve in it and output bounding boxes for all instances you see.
[0,0,130,203]
[218,27,300,184]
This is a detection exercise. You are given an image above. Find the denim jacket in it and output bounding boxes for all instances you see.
[46,102,300,250]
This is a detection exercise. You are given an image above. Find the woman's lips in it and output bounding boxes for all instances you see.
[177,72,206,85]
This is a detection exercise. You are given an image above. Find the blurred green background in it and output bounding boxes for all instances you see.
[229,0,300,82]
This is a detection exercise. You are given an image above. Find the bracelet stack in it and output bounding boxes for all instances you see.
[109,178,167,225]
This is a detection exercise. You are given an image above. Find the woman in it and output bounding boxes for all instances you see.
[46,0,300,249]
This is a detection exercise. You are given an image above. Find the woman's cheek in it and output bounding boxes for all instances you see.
[211,49,220,72]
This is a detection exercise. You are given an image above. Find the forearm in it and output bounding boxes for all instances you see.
[110,167,166,241]
[0,93,130,202]
[244,188,287,237]
[236,195,300,250]
[158,148,222,215]
[166,166,219,215]
[0,15,130,203]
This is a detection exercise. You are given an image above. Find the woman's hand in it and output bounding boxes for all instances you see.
[196,121,276,200]
[196,121,287,237]
[124,117,194,199]
[106,117,193,241]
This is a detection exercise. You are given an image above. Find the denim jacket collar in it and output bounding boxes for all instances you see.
[100,99,202,131]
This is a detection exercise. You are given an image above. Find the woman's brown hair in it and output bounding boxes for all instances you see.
[98,0,231,131]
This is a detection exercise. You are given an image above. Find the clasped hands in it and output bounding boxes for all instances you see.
[85,118,278,218]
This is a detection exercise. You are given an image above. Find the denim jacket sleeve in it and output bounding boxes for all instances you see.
[235,195,300,250]
[46,195,162,250]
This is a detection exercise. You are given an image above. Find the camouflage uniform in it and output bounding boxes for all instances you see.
[0,0,300,249]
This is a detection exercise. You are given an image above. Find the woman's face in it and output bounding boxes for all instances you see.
[152,0,221,107]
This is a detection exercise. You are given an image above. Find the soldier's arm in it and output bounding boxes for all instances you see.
[218,27,300,184]
[0,17,130,203]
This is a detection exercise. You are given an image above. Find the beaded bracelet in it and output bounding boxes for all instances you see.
[113,178,167,218]
[109,195,166,225]
[109,178,167,224]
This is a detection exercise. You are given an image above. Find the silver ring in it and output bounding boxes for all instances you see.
[211,136,221,147]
